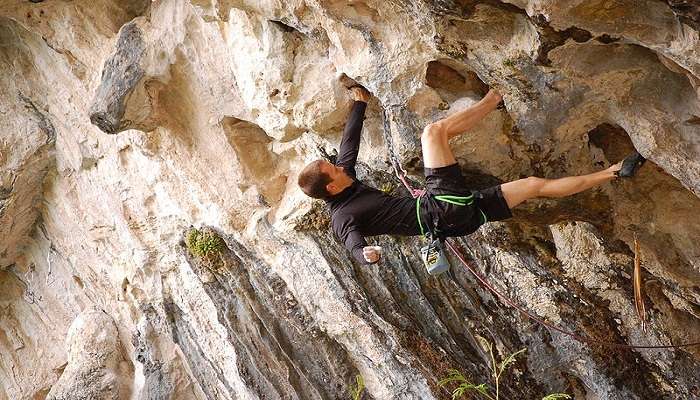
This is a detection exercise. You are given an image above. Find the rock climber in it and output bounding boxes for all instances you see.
[297,85,645,269]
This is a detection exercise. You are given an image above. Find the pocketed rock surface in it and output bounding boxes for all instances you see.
[1,1,699,399]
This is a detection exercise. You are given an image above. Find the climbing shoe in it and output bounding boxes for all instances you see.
[616,151,646,178]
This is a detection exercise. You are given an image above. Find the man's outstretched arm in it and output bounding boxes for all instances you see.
[335,87,370,177]
[334,215,379,265]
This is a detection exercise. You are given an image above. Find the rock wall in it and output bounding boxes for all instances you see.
[1,0,699,399]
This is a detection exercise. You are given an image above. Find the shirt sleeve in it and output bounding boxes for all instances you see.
[333,214,376,265]
[335,100,368,178]
[346,230,371,265]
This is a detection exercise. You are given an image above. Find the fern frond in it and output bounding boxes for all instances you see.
[498,348,526,375]
[476,335,492,353]
[452,383,488,399]
[438,369,467,386]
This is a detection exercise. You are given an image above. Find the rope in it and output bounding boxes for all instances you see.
[381,108,700,349]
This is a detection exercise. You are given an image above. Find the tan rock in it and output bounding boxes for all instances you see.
[1,1,699,399]
[47,307,133,400]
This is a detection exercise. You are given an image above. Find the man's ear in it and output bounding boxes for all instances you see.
[326,183,337,194]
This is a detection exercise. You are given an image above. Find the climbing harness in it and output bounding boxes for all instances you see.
[382,109,447,275]
[381,109,700,350]
[416,193,483,276]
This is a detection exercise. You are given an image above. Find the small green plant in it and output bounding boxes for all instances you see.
[350,374,365,400]
[542,395,572,400]
[186,228,226,258]
[480,338,526,400]
[502,58,516,68]
[439,338,571,400]
[380,182,395,194]
[438,370,489,399]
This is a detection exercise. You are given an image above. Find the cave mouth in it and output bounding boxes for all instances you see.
[425,60,489,103]
[587,123,637,163]
[587,122,700,287]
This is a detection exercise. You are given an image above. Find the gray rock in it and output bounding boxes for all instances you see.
[89,21,146,134]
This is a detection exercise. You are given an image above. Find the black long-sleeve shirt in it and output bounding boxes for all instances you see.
[326,101,422,264]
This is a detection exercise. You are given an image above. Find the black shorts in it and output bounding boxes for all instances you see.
[422,163,512,235]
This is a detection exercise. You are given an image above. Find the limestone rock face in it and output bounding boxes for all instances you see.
[1,1,699,399]
[0,16,56,272]
[46,307,132,400]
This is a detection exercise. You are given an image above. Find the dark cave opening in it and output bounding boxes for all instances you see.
[425,59,489,104]
[587,123,637,163]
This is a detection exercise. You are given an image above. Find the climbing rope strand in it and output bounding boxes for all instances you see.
[382,115,700,349]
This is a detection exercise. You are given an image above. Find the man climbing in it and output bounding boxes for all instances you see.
[297,85,645,269]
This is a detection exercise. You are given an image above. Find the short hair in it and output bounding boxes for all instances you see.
[298,160,332,199]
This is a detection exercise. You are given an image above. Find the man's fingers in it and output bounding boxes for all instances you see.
[363,253,379,262]
[362,246,382,263]
[362,247,381,262]
[351,86,370,102]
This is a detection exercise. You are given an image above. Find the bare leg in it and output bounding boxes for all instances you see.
[421,90,502,168]
[439,90,503,140]
[501,163,622,209]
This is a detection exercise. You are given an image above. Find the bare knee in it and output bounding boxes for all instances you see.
[421,122,446,144]
[502,176,549,208]
[523,176,546,197]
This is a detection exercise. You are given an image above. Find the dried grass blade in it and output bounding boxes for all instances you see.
[633,234,647,333]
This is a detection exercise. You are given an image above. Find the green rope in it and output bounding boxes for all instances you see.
[479,208,488,224]
[416,196,425,236]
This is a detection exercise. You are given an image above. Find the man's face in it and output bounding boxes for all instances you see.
[319,160,351,193]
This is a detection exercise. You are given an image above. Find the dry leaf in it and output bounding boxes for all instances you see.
[633,234,647,333]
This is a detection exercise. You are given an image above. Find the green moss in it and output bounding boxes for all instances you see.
[294,201,331,231]
[186,228,226,258]
[380,182,396,194]
[502,58,516,68]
